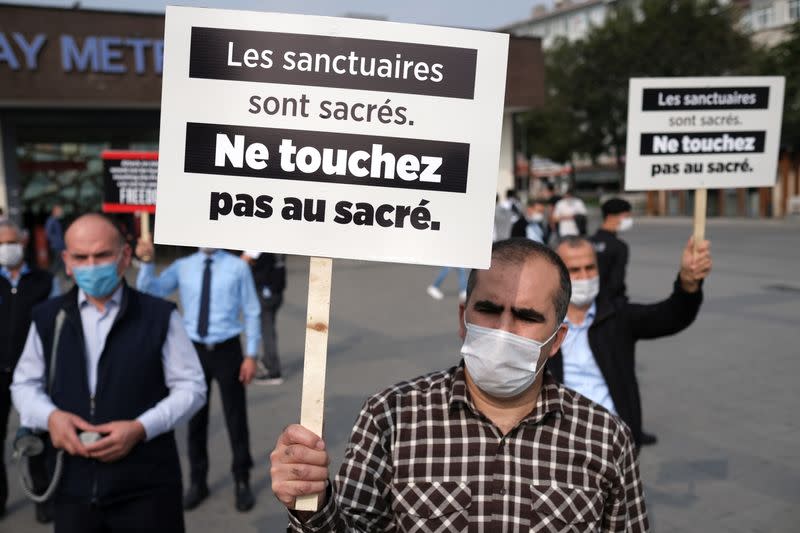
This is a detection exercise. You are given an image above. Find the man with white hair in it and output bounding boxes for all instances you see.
[0,220,59,523]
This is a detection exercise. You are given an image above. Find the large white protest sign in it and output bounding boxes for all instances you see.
[625,77,785,191]
[155,7,509,268]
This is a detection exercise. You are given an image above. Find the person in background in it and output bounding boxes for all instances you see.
[591,198,633,304]
[511,198,549,244]
[500,188,522,219]
[241,251,286,385]
[552,188,588,238]
[44,205,66,275]
[136,241,260,513]
[493,194,515,242]
[426,267,468,303]
[12,214,206,533]
[549,236,711,448]
[0,220,59,523]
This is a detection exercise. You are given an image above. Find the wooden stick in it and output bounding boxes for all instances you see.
[140,212,151,240]
[295,257,333,512]
[693,188,707,249]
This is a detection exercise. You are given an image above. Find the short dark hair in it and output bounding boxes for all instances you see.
[466,238,571,324]
[601,197,632,219]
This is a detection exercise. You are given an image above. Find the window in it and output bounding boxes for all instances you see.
[753,7,774,29]
[790,0,800,21]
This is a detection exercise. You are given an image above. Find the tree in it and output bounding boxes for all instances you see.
[758,22,800,154]
[526,0,756,187]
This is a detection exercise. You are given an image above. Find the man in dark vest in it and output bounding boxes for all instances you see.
[0,220,59,522]
[548,236,711,448]
[11,214,206,533]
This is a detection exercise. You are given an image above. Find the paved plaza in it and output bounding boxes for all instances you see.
[3,217,799,532]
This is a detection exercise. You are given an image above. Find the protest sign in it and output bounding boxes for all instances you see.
[157,7,509,510]
[625,77,784,192]
[102,150,158,237]
[156,6,508,269]
[625,76,784,242]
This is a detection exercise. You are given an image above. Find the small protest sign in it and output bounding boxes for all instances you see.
[101,151,158,213]
[625,77,784,191]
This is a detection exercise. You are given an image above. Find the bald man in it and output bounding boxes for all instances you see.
[11,214,206,533]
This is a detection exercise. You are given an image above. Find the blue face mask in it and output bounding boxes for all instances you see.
[73,261,121,298]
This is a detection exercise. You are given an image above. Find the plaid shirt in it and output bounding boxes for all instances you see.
[289,364,649,532]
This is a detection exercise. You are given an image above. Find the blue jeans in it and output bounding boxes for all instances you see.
[432,267,467,292]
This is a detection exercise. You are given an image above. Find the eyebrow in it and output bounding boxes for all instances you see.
[472,299,547,322]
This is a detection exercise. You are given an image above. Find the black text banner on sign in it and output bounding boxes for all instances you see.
[625,76,784,247]
[157,7,509,512]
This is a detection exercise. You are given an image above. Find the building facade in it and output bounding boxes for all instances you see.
[0,4,545,233]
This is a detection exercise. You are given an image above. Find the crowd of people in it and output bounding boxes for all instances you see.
[0,191,713,531]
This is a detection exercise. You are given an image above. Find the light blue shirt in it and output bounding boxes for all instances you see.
[561,302,617,414]
[1,263,61,298]
[525,222,545,244]
[136,250,261,356]
[11,285,207,441]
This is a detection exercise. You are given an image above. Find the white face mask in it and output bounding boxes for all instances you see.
[0,243,24,268]
[461,319,559,398]
[530,212,545,223]
[618,217,634,232]
[570,276,599,307]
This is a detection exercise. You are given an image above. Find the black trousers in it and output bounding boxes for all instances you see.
[189,338,253,485]
[1,370,49,510]
[53,483,184,533]
[258,293,283,377]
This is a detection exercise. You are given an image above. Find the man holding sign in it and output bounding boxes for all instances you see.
[271,239,651,532]
[550,236,711,449]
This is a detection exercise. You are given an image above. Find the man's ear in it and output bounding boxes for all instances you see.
[547,324,568,358]
[62,249,72,277]
[458,303,467,341]
[119,243,133,269]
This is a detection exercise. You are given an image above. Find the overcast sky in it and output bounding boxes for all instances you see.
[9,0,549,30]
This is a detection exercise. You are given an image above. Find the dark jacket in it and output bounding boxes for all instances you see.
[591,229,629,303]
[32,283,181,504]
[0,267,53,372]
[251,253,286,294]
[547,276,702,446]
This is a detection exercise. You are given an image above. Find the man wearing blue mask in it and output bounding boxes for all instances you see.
[270,239,650,532]
[11,214,207,533]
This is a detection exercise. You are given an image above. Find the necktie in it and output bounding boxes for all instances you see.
[197,257,212,338]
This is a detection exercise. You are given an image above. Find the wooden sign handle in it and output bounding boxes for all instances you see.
[693,188,707,250]
[140,212,151,240]
[295,257,333,512]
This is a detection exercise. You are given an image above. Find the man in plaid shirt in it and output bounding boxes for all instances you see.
[272,239,678,532]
